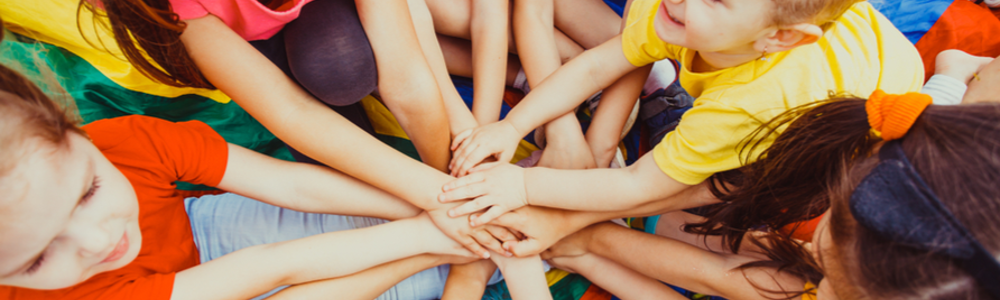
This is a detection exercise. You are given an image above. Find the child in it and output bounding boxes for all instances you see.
[543,91,1000,299]
[0,59,555,299]
[82,0,500,259]
[440,0,924,236]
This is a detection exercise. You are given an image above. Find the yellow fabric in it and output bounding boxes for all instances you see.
[0,0,231,103]
[645,2,923,185]
[802,282,818,300]
[621,0,683,67]
[545,269,571,286]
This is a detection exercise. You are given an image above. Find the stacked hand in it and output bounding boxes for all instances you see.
[449,120,524,177]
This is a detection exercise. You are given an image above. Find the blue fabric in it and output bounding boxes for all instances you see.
[869,0,952,44]
[184,193,451,300]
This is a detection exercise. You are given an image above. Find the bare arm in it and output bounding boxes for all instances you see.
[442,260,495,300]
[546,253,686,300]
[170,216,474,300]
[582,223,804,299]
[217,144,420,221]
[471,0,511,125]
[270,254,472,300]
[491,254,553,300]
[180,15,497,257]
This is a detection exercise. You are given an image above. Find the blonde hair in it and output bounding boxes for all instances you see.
[770,0,862,31]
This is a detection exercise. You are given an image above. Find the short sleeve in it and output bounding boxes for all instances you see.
[651,99,763,185]
[621,0,682,66]
[85,116,229,187]
[169,0,210,20]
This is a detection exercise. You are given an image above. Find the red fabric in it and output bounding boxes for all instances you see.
[780,213,826,242]
[0,116,229,300]
[915,0,1000,82]
[579,284,615,300]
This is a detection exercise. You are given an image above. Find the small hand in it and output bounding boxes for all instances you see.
[449,120,523,177]
[536,138,597,170]
[540,224,596,260]
[489,206,582,257]
[428,206,497,259]
[415,212,481,259]
[439,162,528,226]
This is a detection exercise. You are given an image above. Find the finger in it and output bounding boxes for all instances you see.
[451,143,479,176]
[451,129,474,151]
[490,210,525,232]
[461,238,491,259]
[439,183,487,204]
[457,146,493,177]
[442,172,485,192]
[472,229,505,254]
[499,149,515,165]
[448,197,491,218]
[484,225,518,243]
[470,205,511,227]
[539,249,554,260]
[508,238,545,257]
[468,161,504,174]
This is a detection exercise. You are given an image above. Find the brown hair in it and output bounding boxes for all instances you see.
[688,97,1000,298]
[78,0,213,89]
[0,26,85,177]
[770,0,861,31]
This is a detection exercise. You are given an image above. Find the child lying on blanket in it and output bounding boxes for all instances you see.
[0,60,550,300]
[544,90,1000,299]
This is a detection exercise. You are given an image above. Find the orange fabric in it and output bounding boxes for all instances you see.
[866,90,932,141]
[0,116,229,300]
[914,0,1000,82]
[578,284,615,300]
[779,213,826,242]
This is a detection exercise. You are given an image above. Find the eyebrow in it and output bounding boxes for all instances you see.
[0,159,95,278]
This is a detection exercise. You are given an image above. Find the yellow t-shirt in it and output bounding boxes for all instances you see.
[623,0,924,185]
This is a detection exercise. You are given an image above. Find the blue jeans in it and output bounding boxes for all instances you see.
[184,193,452,299]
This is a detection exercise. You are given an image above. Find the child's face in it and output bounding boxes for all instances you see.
[652,0,776,54]
[0,133,142,290]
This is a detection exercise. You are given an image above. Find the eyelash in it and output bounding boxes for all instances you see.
[24,176,101,275]
[81,176,101,205]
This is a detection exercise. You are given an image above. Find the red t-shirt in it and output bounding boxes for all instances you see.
[0,115,229,300]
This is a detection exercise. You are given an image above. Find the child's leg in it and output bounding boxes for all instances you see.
[437,34,521,86]
[184,193,450,299]
[553,0,622,49]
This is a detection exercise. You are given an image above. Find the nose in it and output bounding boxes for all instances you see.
[64,217,112,258]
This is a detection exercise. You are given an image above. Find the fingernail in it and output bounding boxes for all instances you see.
[470,215,478,221]
[482,252,491,259]
[469,221,477,227]
[505,251,513,257]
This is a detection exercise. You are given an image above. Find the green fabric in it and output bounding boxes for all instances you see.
[483,273,595,300]
[1,32,292,190]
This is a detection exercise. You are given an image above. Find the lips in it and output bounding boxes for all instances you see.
[100,232,129,264]
[660,1,685,26]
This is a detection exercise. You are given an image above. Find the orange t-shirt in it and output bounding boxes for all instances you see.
[0,115,229,300]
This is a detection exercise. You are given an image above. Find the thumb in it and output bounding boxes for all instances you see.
[508,238,545,257]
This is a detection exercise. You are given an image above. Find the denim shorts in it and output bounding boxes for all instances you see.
[184,193,452,300]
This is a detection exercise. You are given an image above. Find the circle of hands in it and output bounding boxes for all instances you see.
[425,124,595,267]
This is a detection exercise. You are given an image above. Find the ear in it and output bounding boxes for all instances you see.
[757,23,823,53]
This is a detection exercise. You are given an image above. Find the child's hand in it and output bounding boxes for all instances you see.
[415,212,483,259]
[490,206,582,257]
[540,224,596,260]
[935,49,994,84]
[439,162,528,226]
[449,120,523,177]
[427,206,513,258]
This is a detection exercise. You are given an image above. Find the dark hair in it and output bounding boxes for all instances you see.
[687,97,1000,298]
[78,0,214,89]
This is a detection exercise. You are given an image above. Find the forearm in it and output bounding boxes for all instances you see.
[442,260,496,300]
[493,255,552,300]
[504,37,636,136]
[181,16,450,211]
[586,66,649,167]
[524,154,691,211]
[565,253,686,300]
[363,0,451,172]
[471,0,510,125]
[269,254,447,300]
[171,218,435,300]
[513,0,561,87]
[584,223,779,299]
[407,0,480,134]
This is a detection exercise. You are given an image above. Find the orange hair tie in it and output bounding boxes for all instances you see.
[866,90,932,141]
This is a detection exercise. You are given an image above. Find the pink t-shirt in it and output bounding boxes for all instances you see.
[171,0,317,41]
